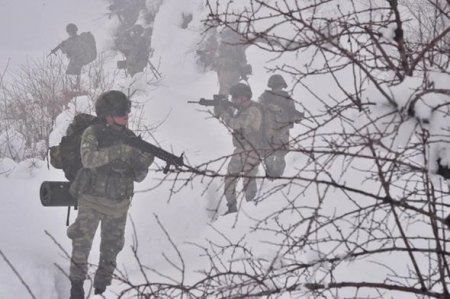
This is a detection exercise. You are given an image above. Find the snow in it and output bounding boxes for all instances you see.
[0,0,449,298]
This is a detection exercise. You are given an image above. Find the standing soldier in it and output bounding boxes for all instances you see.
[125,24,151,76]
[214,83,262,214]
[50,24,83,89]
[49,23,97,90]
[67,90,154,298]
[258,74,304,178]
[215,28,252,96]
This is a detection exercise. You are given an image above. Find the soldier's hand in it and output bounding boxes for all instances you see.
[293,111,305,124]
[138,151,154,168]
[118,144,137,159]
[214,104,226,117]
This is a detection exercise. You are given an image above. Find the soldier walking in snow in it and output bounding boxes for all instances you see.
[116,24,151,77]
[67,91,154,299]
[214,83,262,214]
[258,74,304,178]
[49,23,97,90]
[215,28,252,96]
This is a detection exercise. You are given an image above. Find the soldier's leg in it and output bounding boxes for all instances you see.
[266,131,289,177]
[275,151,287,176]
[265,151,286,178]
[67,204,101,282]
[242,153,260,202]
[264,153,277,178]
[224,153,244,212]
[273,129,290,177]
[93,212,128,291]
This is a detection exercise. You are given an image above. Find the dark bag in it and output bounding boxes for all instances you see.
[78,32,97,66]
[437,158,450,179]
[49,113,97,181]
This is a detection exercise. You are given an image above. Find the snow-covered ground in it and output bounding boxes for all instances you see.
[1,0,450,298]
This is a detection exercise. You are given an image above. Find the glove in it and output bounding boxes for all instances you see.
[118,144,137,159]
[138,151,154,168]
[127,149,154,169]
[214,104,226,117]
[106,144,136,162]
[293,111,305,124]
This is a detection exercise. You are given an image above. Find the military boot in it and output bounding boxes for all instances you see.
[69,280,84,299]
[94,287,106,295]
[224,204,237,215]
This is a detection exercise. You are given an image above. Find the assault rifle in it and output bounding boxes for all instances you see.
[187,94,238,109]
[123,135,184,174]
[40,136,185,220]
[48,42,63,57]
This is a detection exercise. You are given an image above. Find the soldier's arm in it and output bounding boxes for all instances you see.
[221,106,261,131]
[258,92,268,105]
[129,151,154,182]
[282,96,304,123]
[80,126,133,168]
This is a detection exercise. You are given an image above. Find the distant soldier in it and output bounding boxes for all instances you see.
[50,23,97,89]
[214,83,262,214]
[258,74,304,178]
[67,91,154,299]
[108,0,145,27]
[116,24,151,77]
[215,28,252,96]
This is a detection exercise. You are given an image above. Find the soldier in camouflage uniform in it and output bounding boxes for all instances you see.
[216,28,251,96]
[50,23,83,89]
[214,83,263,214]
[258,74,303,178]
[67,90,154,299]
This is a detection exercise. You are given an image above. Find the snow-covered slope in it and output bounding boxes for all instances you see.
[1,0,450,298]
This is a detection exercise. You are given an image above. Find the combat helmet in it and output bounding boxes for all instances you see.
[229,83,252,99]
[66,23,78,35]
[267,74,287,89]
[95,90,131,119]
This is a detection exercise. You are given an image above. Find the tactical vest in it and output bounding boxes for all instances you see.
[81,124,136,200]
[91,124,135,176]
[232,102,264,152]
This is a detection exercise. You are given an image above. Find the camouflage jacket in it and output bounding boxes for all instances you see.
[60,35,84,63]
[70,123,154,215]
[258,90,300,131]
[216,101,263,152]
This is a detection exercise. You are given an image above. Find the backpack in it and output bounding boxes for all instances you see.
[49,113,97,181]
[77,32,97,66]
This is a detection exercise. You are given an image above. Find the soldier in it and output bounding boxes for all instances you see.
[67,90,154,298]
[49,24,83,89]
[50,23,97,90]
[126,24,151,76]
[258,74,304,178]
[216,28,252,96]
[214,83,263,214]
[116,24,151,77]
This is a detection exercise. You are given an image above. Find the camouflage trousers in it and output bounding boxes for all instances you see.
[225,149,260,209]
[67,202,128,289]
[264,129,290,178]
[263,151,287,178]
